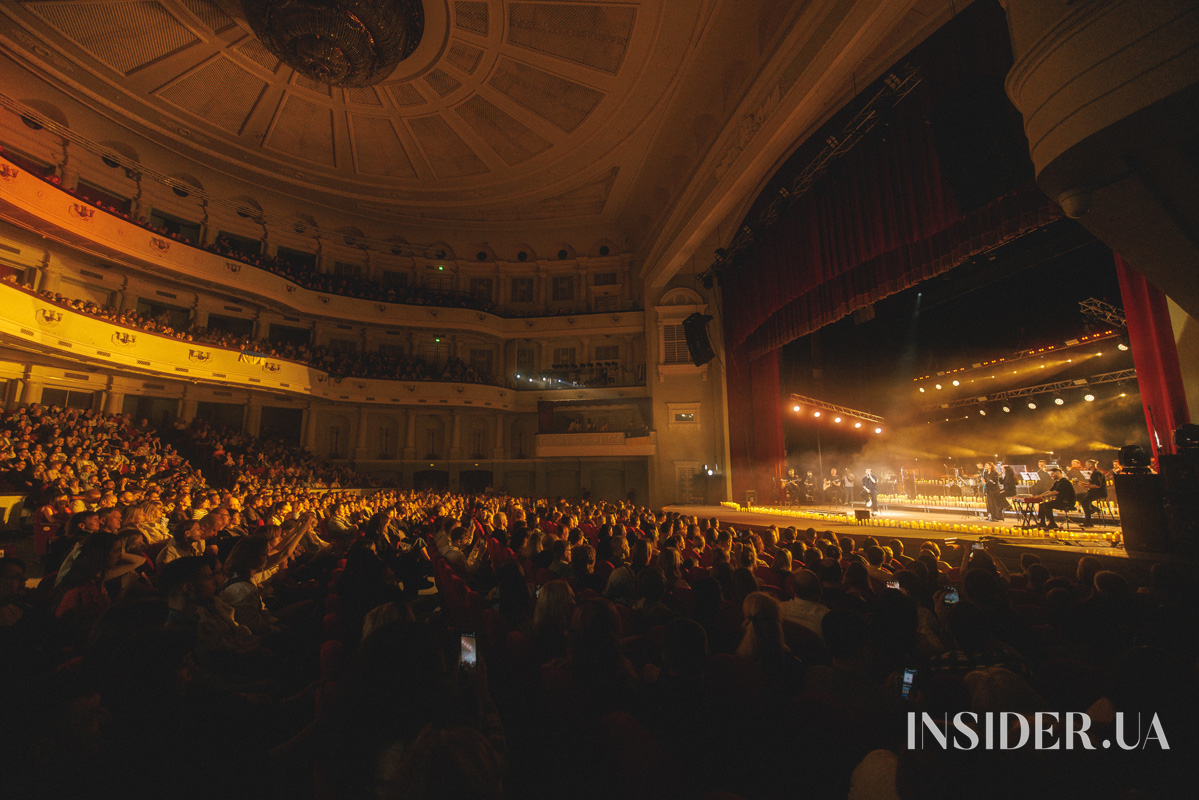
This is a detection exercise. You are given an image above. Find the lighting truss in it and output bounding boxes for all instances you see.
[921,369,1137,411]
[701,65,923,284]
[1079,298,1127,329]
[790,393,884,424]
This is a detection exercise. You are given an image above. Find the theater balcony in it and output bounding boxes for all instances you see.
[0,153,643,337]
[534,431,657,458]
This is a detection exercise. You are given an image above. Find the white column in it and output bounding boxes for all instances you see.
[403,412,417,459]
[354,408,370,460]
[303,403,318,450]
[493,414,506,460]
[245,400,262,437]
[449,410,462,460]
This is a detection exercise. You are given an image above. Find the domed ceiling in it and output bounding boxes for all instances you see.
[0,0,955,264]
[0,0,695,223]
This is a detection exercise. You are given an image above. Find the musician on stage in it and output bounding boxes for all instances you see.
[824,468,843,505]
[1080,459,1108,528]
[843,470,856,505]
[982,462,1004,521]
[1031,459,1053,495]
[803,472,816,504]
[1067,459,1087,495]
[1037,467,1077,529]
[861,468,879,509]
[783,468,801,506]
[1001,465,1018,502]
[974,463,987,498]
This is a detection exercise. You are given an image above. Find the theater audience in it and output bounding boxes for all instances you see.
[1,413,1196,800]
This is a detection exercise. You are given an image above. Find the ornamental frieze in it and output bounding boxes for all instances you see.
[35,308,63,326]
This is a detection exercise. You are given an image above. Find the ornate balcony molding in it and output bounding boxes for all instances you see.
[0,280,647,409]
[0,156,644,339]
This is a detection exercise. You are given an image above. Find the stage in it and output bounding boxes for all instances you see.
[660,502,1188,582]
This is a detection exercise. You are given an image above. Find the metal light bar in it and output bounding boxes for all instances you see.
[921,369,1137,411]
[789,393,884,423]
[912,329,1120,382]
[704,65,922,282]
[1079,298,1127,329]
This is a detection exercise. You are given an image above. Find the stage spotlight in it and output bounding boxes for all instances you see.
[1002,405,1011,413]
[1119,444,1151,470]
[1175,424,1199,449]
[919,387,925,393]
[793,404,800,412]
[1054,397,1065,405]
[1117,343,1129,351]
[1027,402,1037,409]
[854,422,862,428]
[813,411,821,418]
[979,409,986,416]
[834,417,842,423]
[952,380,960,386]
[874,427,883,434]
[1084,394,1095,402]
[935,384,942,390]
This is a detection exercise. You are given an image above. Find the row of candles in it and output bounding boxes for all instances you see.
[739,504,1122,545]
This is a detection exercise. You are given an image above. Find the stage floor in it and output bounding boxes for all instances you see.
[662,503,1129,560]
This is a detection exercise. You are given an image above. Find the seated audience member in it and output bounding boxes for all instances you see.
[736,591,805,695]
[157,519,205,567]
[781,568,831,636]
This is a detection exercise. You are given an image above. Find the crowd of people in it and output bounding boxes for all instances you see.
[8,278,498,386]
[0,404,375,505]
[1,402,1195,799]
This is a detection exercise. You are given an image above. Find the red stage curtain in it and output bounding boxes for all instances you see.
[1115,255,1190,458]
[738,187,1060,359]
[717,2,1063,498]
[727,347,783,504]
[720,1,1060,359]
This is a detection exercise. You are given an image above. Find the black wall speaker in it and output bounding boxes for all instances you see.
[682,312,716,367]
[1113,473,1169,553]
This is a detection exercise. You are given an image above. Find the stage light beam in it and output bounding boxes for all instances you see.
[793,404,800,412]
[1028,401,1037,409]
[814,411,821,417]
[1084,394,1095,402]
[834,417,842,423]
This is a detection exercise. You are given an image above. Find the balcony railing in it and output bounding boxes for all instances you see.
[534,431,656,457]
[0,154,644,337]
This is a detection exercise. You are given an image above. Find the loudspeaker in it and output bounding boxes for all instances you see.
[682,312,716,367]
[855,509,871,521]
[1113,473,1168,553]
